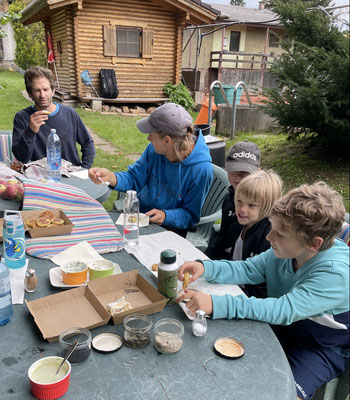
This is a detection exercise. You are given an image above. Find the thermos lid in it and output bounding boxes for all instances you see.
[160,249,176,264]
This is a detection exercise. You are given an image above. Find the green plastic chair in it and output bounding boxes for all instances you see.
[186,163,230,252]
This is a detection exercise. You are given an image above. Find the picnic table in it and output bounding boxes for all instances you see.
[0,212,296,400]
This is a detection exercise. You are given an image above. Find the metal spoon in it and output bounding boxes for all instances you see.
[56,339,78,374]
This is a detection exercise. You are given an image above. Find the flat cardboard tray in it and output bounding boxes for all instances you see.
[26,270,168,342]
[26,286,110,343]
[21,209,73,238]
[88,270,168,325]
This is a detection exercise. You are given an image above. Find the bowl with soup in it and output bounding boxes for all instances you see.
[60,261,88,285]
[28,356,71,399]
[88,259,115,280]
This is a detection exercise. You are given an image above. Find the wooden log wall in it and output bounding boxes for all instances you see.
[75,0,180,98]
[50,7,77,96]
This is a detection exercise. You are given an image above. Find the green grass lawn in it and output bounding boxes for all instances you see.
[1,68,349,210]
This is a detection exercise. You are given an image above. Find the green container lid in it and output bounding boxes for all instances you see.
[160,249,176,264]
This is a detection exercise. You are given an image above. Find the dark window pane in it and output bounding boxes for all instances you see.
[269,33,279,48]
[229,31,240,52]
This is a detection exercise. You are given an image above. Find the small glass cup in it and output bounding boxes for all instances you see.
[123,314,152,348]
[154,318,184,354]
[59,327,91,364]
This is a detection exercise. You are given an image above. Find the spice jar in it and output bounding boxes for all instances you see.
[24,269,38,293]
[123,314,152,348]
[154,318,184,354]
[59,327,92,364]
[192,310,207,337]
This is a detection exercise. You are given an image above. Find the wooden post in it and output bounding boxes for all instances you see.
[73,8,82,98]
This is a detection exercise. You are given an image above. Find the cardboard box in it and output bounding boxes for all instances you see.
[26,286,111,343]
[21,209,73,238]
[26,270,168,342]
[88,270,168,325]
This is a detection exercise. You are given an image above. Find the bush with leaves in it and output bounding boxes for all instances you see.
[163,82,195,112]
[263,0,350,155]
[9,0,46,70]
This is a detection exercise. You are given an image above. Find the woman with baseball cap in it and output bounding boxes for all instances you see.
[89,103,213,237]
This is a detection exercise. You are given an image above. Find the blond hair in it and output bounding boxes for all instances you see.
[271,181,345,251]
[235,170,283,219]
[157,126,195,161]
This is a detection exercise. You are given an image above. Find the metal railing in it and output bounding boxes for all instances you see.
[208,80,253,139]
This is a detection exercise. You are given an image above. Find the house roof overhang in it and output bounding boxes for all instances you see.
[21,0,219,25]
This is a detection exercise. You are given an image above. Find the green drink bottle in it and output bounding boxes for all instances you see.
[157,249,178,305]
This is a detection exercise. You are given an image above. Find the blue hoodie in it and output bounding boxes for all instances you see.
[114,133,213,230]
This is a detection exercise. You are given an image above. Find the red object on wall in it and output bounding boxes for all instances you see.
[47,32,55,63]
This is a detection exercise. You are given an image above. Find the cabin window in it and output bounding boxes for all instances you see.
[103,25,153,61]
[117,27,140,58]
[229,31,240,52]
[269,32,280,48]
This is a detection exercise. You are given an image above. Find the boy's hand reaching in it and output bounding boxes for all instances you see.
[177,289,213,315]
[178,261,204,285]
[88,167,116,187]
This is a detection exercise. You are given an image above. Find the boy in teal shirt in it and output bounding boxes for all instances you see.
[178,182,349,399]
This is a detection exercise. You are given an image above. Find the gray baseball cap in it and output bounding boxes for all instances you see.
[136,103,192,136]
[225,141,261,173]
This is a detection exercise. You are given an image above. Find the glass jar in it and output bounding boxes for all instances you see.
[59,327,91,364]
[154,318,184,354]
[123,314,152,348]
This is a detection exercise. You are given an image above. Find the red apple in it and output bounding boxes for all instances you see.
[0,179,8,185]
[4,185,18,200]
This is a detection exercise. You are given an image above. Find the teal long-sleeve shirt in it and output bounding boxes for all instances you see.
[202,239,349,326]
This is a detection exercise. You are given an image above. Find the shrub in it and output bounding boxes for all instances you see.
[163,82,195,112]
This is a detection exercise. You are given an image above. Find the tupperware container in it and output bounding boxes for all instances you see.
[28,356,71,400]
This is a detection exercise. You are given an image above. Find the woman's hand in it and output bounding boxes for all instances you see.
[177,289,213,315]
[178,261,204,286]
[88,167,116,187]
[146,209,165,225]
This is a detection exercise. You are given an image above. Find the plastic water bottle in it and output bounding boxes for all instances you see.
[3,210,26,269]
[46,128,61,182]
[0,259,13,326]
[123,190,139,246]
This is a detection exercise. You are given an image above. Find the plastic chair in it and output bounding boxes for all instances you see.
[0,130,15,162]
[186,163,230,252]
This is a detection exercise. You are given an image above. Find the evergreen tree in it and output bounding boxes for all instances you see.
[230,0,246,6]
[263,0,349,154]
[9,0,46,69]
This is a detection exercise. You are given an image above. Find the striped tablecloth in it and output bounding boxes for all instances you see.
[22,179,125,259]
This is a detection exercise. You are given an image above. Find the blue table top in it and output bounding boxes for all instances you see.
[0,212,296,400]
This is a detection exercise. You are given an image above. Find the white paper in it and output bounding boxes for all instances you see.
[116,213,149,227]
[204,135,224,144]
[125,231,209,276]
[9,259,29,304]
[50,241,104,266]
[178,278,246,320]
[70,169,90,179]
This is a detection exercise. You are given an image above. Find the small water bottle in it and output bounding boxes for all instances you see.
[192,309,207,337]
[3,210,26,269]
[46,128,61,182]
[158,249,178,305]
[0,258,13,326]
[123,190,139,246]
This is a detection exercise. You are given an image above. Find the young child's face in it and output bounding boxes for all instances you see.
[228,171,250,189]
[267,215,306,259]
[234,193,260,228]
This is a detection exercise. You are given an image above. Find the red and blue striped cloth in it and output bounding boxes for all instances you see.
[22,179,125,259]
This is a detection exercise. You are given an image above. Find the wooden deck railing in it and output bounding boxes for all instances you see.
[210,51,278,70]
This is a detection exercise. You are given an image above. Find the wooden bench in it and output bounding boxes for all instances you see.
[80,97,169,111]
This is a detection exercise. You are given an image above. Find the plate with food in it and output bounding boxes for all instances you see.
[49,260,122,288]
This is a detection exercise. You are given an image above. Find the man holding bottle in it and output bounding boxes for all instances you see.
[12,66,95,169]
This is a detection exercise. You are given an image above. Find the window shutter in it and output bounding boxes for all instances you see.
[103,25,116,57]
[142,29,153,59]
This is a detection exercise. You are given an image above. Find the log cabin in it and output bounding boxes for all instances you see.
[20,0,219,105]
